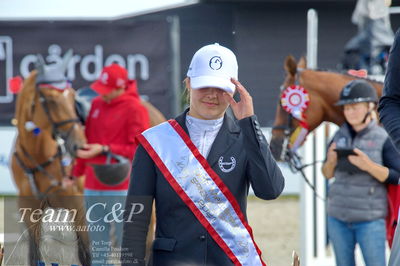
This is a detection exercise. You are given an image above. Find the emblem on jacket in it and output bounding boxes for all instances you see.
[218,156,236,173]
[336,137,347,148]
[92,108,100,118]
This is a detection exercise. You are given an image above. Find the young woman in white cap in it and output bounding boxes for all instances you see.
[122,43,285,266]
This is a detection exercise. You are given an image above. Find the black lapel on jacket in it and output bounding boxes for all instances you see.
[206,113,241,167]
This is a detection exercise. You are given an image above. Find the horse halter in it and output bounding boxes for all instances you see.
[273,73,326,200]
[272,75,304,162]
[36,82,80,141]
[14,81,81,199]
[272,113,295,162]
[272,113,325,200]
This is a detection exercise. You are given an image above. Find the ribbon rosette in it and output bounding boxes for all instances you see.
[280,85,310,122]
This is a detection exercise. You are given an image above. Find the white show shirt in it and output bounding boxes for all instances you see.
[186,115,223,158]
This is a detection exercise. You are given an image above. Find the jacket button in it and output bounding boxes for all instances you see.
[199,235,206,241]
[254,120,259,126]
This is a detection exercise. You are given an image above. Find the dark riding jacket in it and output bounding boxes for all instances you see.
[379,28,400,152]
[378,28,400,266]
[122,109,285,266]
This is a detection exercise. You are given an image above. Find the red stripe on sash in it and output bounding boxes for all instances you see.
[136,133,241,265]
[168,120,265,266]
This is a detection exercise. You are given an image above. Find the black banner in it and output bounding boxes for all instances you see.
[0,19,174,125]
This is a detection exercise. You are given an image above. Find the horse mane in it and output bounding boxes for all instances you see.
[293,56,384,85]
[15,70,37,132]
[309,68,384,85]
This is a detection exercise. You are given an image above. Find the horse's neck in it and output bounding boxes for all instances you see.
[302,70,346,101]
[301,70,349,129]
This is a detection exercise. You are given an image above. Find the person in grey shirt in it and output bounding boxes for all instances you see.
[343,0,394,74]
[322,80,400,266]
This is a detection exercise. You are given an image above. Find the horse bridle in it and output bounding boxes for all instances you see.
[272,107,295,162]
[14,81,81,199]
[273,79,326,200]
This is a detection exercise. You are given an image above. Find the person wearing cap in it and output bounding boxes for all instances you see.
[72,63,150,265]
[321,79,400,266]
[121,43,285,266]
[341,0,394,74]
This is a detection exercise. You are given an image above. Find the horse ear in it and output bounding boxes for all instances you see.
[35,54,46,75]
[298,56,307,69]
[61,49,73,73]
[284,55,297,76]
[15,71,37,127]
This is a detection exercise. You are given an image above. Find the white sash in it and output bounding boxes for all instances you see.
[137,119,266,266]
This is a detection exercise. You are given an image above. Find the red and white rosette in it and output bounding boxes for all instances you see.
[280,85,310,122]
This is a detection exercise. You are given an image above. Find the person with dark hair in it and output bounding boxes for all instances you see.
[122,43,285,265]
[322,79,400,266]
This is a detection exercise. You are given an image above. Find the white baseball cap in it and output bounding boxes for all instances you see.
[187,43,238,94]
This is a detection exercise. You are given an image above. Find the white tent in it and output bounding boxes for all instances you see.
[0,0,198,21]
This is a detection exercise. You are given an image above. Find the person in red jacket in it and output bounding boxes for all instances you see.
[73,63,150,266]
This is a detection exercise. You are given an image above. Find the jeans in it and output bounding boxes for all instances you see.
[84,189,128,266]
[328,216,386,266]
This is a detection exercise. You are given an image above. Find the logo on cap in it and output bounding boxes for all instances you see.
[343,85,351,96]
[100,72,109,85]
[116,78,126,87]
[209,56,223,70]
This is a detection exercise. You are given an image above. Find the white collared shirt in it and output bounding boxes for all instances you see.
[186,115,223,158]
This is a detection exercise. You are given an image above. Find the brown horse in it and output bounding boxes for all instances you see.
[270,55,384,161]
[9,49,165,265]
[269,55,400,247]
[141,100,166,126]
[10,51,91,266]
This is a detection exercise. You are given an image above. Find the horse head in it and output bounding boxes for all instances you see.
[16,50,86,158]
[10,51,92,266]
[270,55,305,161]
[270,55,385,162]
